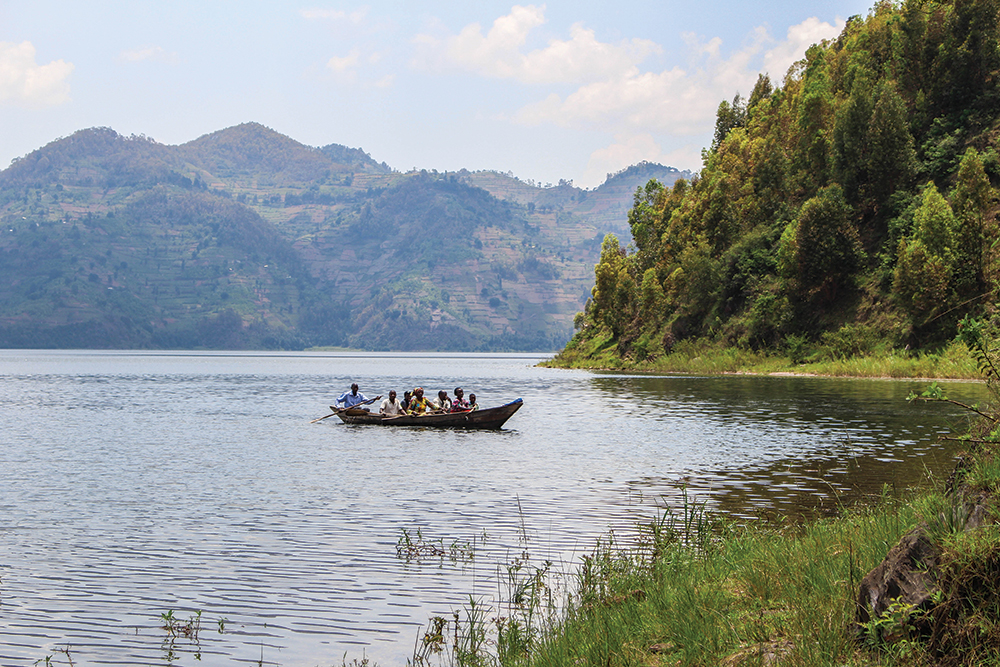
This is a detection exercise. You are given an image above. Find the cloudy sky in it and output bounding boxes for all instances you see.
[1,0,874,188]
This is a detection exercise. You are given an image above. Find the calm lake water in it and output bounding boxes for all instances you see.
[0,351,989,666]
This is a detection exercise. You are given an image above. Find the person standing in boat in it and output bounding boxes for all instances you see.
[336,383,370,409]
[406,387,434,414]
[450,387,470,412]
[380,390,404,416]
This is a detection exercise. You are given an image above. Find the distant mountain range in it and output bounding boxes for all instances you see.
[0,123,689,350]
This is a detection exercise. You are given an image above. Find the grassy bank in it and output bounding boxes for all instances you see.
[542,329,981,380]
[420,337,1000,666]
[416,448,1000,667]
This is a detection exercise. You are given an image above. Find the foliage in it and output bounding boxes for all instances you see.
[568,0,1000,367]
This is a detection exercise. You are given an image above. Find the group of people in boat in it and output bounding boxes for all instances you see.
[335,383,479,417]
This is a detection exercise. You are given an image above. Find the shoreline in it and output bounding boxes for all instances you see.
[541,339,982,382]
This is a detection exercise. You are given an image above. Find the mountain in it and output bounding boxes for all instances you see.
[558,0,1000,366]
[0,124,690,350]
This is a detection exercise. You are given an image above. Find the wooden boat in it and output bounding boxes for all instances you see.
[335,398,523,430]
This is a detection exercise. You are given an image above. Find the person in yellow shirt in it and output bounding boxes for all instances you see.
[406,387,434,414]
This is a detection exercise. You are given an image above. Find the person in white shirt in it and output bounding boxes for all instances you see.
[435,390,452,413]
[380,390,404,416]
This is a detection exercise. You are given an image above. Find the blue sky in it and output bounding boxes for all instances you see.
[1,0,874,188]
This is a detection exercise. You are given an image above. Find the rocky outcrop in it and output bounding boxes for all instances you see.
[855,524,941,637]
[855,483,997,645]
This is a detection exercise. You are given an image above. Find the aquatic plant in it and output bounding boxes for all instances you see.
[396,527,482,563]
[160,609,203,662]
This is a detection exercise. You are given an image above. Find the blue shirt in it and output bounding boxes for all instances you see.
[336,390,369,408]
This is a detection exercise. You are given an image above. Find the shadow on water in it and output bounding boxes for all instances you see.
[586,372,989,522]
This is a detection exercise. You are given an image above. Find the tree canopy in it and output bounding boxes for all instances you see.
[568,0,1000,362]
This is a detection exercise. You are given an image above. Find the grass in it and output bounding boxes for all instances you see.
[513,492,920,666]
[415,470,998,666]
[405,490,913,666]
[544,332,981,380]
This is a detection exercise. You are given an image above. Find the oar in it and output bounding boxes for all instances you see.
[309,395,381,423]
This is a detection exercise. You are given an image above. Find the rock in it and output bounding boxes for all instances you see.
[854,483,996,643]
[855,524,941,635]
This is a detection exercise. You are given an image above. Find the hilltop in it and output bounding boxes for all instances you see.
[0,123,689,350]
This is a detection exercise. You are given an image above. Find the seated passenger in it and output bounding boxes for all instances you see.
[436,390,452,413]
[407,387,434,414]
[468,393,479,411]
[450,387,470,412]
[380,390,404,416]
[401,390,412,411]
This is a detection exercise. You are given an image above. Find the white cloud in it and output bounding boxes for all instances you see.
[326,49,391,87]
[0,41,73,107]
[120,46,179,64]
[763,17,842,82]
[327,50,360,73]
[412,5,660,85]
[514,16,844,138]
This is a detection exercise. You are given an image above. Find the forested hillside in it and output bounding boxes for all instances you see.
[558,0,1000,366]
[0,123,687,350]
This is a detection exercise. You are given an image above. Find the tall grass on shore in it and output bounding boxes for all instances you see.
[404,490,923,666]
[545,330,980,380]
[521,491,921,666]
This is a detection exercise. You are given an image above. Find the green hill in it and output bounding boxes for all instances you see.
[556,0,1000,367]
[0,125,686,350]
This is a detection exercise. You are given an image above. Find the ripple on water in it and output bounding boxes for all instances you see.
[0,352,987,665]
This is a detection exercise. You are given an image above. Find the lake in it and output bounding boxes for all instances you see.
[0,351,987,666]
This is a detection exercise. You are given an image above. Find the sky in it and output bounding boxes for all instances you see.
[0,0,876,189]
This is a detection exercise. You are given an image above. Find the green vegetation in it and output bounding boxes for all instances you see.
[550,332,981,378]
[0,124,685,350]
[404,319,1000,667]
[560,0,1000,373]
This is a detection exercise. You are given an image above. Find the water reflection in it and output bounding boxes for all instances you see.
[585,372,986,520]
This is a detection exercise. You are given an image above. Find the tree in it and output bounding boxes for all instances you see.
[591,235,635,339]
[793,184,861,304]
[866,80,918,208]
[951,148,993,296]
[712,94,747,151]
[893,184,957,322]
[627,179,666,273]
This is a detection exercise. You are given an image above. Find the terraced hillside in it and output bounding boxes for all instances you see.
[0,123,690,350]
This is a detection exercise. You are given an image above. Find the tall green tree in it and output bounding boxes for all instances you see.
[893,184,957,323]
[792,184,862,305]
[951,147,993,296]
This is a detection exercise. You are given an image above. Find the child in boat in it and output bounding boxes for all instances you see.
[450,387,470,412]
[468,393,479,411]
[435,390,452,413]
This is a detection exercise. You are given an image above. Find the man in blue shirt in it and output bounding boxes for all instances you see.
[336,383,369,409]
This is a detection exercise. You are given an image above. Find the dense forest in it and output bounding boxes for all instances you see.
[561,0,1000,365]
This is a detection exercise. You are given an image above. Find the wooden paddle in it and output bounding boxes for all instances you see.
[309,395,381,423]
